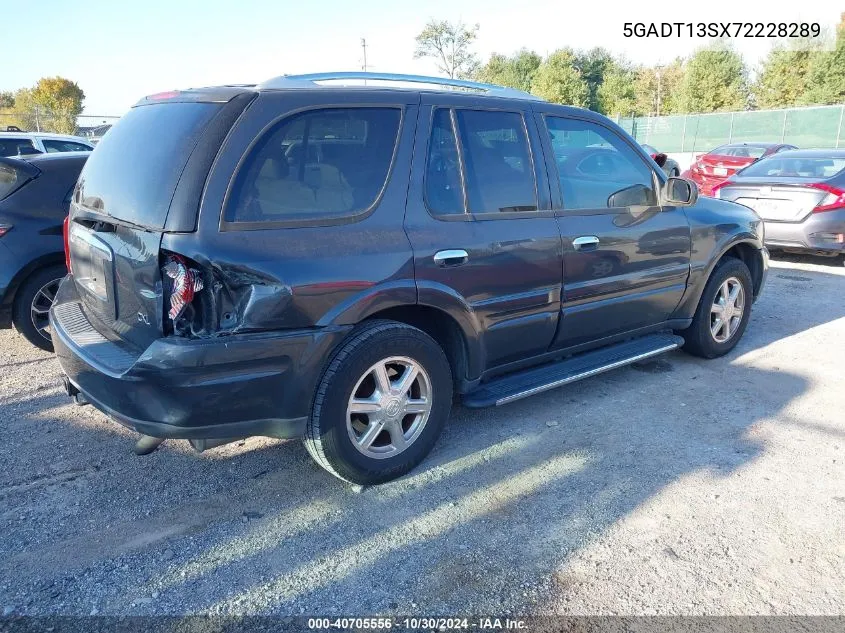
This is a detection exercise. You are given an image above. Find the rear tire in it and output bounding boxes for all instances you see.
[304,320,453,485]
[12,265,66,352]
[679,256,753,359]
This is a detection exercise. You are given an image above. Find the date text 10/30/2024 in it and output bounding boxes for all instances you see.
[307,617,528,630]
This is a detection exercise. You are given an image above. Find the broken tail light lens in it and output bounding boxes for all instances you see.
[62,217,71,272]
[162,254,204,322]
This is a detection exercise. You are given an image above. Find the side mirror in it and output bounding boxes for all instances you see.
[652,152,668,168]
[608,183,655,208]
[663,177,698,206]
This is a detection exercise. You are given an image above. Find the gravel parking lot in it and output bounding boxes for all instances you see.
[1,254,844,617]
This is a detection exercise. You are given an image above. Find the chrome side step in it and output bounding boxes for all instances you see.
[462,333,683,408]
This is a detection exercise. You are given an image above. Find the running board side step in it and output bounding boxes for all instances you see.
[462,333,684,408]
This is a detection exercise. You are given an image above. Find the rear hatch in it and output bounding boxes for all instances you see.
[68,90,253,349]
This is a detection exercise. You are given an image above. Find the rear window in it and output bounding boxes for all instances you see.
[0,162,31,200]
[225,107,401,225]
[76,102,220,229]
[739,156,845,179]
[711,145,768,159]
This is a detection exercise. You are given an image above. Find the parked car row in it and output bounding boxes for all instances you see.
[0,131,94,158]
[646,141,844,260]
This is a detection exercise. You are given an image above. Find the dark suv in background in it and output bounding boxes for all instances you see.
[50,73,767,485]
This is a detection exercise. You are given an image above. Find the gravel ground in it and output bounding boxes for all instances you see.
[1,253,844,617]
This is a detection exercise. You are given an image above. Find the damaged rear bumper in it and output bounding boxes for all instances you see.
[49,278,351,440]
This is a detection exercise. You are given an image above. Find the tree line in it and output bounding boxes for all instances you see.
[0,77,85,135]
[415,15,845,117]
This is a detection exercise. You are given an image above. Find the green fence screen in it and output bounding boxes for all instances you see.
[618,105,845,153]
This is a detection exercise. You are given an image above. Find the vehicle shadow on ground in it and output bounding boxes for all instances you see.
[0,253,841,614]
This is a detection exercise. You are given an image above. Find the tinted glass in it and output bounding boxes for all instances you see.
[0,162,28,200]
[714,145,768,159]
[546,116,656,210]
[739,156,845,179]
[425,109,464,215]
[43,139,92,153]
[77,102,220,229]
[0,138,36,157]
[227,108,401,223]
[456,110,536,213]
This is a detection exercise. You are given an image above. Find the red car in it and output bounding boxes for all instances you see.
[682,142,798,196]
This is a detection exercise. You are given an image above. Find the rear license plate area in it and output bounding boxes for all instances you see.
[69,224,116,317]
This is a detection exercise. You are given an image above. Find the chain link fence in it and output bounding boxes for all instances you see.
[1,110,121,142]
[617,104,845,153]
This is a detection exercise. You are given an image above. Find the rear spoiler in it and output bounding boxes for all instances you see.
[133,86,256,107]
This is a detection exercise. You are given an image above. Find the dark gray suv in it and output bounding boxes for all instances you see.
[50,73,768,484]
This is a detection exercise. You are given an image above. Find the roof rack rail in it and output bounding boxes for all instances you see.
[258,72,541,100]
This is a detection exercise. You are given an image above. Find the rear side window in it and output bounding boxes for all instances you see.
[456,110,536,213]
[43,139,92,153]
[226,107,401,224]
[0,138,36,157]
[77,102,220,229]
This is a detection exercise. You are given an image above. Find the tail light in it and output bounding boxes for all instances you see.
[62,217,71,272]
[809,183,845,213]
[0,224,11,238]
[162,254,204,322]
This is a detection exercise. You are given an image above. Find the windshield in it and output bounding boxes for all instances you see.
[76,102,220,229]
[739,156,845,179]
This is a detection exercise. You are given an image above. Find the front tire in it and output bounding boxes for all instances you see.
[679,256,753,359]
[12,265,66,352]
[304,320,453,485]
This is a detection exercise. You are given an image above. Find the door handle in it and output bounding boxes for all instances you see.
[573,236,600,251]
[433,249,469,267]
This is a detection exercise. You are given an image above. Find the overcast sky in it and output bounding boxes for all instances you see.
[2,0,842,117]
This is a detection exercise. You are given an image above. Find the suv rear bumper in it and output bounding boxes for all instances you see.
[49,277,350,440]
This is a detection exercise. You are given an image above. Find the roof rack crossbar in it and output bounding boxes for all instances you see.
[258,71,541,100]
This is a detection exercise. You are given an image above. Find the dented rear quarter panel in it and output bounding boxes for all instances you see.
[161,90,421,337]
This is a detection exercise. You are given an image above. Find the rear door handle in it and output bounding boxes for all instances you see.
[573,236,600,251]
[433,249,469,267]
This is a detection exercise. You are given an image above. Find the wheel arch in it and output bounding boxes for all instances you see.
[2,252,66,309]
[672,236,765,321]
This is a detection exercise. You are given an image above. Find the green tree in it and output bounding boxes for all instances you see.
[414,20,480,79]
[0,92,13,108]
[597,63,637,116]
[634,60,685,116]
[475,49,541,93]
[754,44,820,108]
[531,49,589,107]
[677,44,749,113]
[801,15,845,105]
[11,77,85,134]
[574,48,614,112]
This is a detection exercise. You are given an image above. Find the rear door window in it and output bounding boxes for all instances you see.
[226,107,401,225]
[455,110,537,213]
